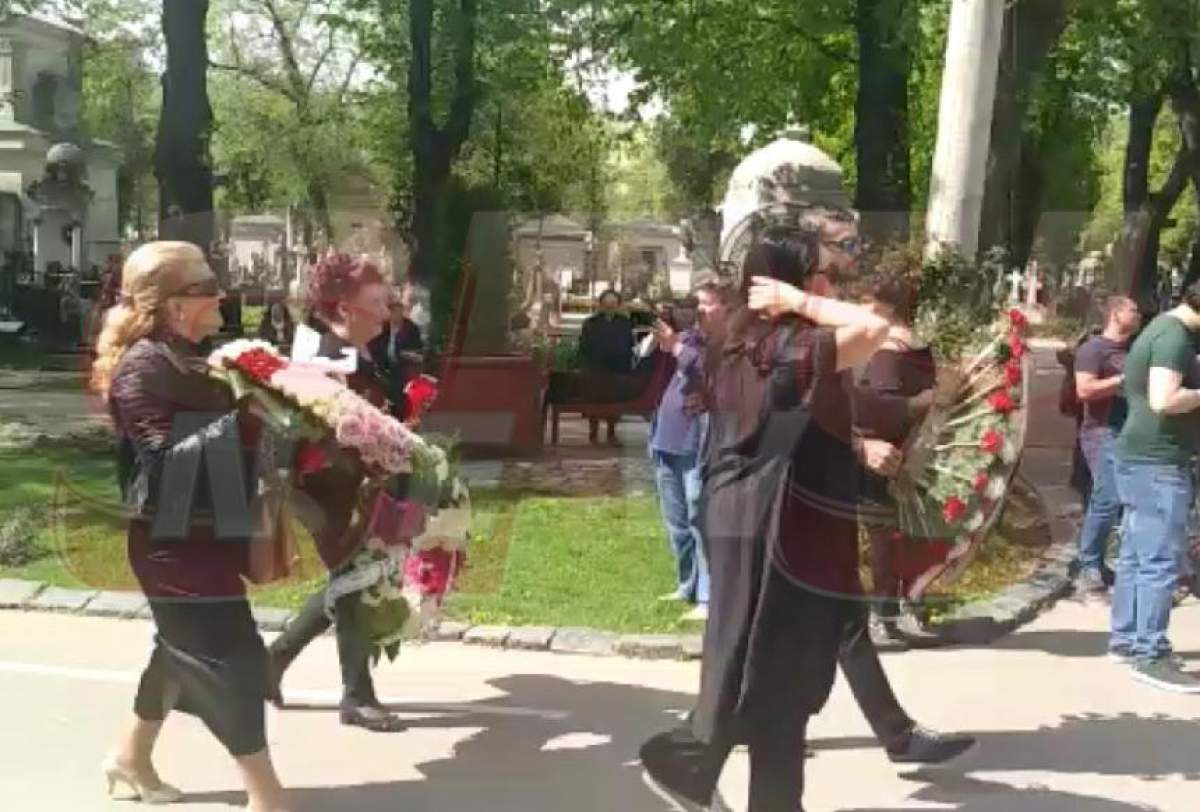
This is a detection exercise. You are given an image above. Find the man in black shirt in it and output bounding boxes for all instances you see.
[1074,295,1139,593]
[368,284,425,409]
[579,289,635,445]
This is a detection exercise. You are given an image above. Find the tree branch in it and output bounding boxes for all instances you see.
[305,27,337,97]
[746,12,855,64]
[334,55,360,104]
[208,59,298,103]
[260,0,309,101]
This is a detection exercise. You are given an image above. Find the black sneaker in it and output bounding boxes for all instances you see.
[1131,658,1200,693]
[887,726,976,764]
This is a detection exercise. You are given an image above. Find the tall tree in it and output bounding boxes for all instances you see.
[156,0,215,256]
[977,0,1070,263]
[855,0,913,242]
[208,0,362,245]
[406,0,478,290]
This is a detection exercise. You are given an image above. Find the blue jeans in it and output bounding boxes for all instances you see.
[1110,458,1193,662]
[1077,429,1120,575]
[653,450,710,604]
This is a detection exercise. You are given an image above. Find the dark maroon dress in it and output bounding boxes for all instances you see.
[109,331,268,756]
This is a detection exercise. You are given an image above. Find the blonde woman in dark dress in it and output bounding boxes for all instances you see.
[92,242,292,811]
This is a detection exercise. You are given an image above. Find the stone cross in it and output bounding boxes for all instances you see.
[1007,268,1024,305]
[1025,263,1042,308]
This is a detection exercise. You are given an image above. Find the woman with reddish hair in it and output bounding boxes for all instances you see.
[268,252,407,732]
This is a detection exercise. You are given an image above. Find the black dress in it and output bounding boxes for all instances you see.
[109,331,268,757]
[642,321,865,812]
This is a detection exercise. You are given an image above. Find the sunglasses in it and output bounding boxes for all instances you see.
[174,278,223,298]
[822,237,861,255]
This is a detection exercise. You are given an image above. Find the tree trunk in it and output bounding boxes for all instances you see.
[978,0,1068,259]
[1114,95,1166,300]
[1169,77,1200,293]
[1183,185,1200,291]
[854,0,911,244]
[155,0,214,262]
[306,175,334,247]
[408,0,478,293]
[925,0,1007,258]
[1124,96,1162,215]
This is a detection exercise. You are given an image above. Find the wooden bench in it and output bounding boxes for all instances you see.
[543,352,674,445]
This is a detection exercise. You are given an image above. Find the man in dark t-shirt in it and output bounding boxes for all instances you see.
[1074,295,1139,593]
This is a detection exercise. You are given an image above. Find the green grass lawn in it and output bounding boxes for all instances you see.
[0,443,693,632]
[0,442,1053,633]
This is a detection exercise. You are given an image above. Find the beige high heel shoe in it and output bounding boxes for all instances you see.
[103,758,182,804]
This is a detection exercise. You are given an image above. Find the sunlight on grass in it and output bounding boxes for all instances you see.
[2,442,1052,633]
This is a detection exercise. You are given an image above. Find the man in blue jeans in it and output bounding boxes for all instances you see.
[648,282,733,622]
[1074,296,1139,593]
[1111,285,1200,692]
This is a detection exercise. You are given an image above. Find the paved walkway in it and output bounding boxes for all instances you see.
[2,592,1198,811]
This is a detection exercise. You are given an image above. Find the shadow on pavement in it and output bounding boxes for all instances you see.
[183,678,1198,811]
[949,629,1112,658]
[185,673,693,812]
[842,774,1158,812]
[834,711,1200,811]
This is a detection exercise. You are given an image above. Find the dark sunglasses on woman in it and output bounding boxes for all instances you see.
[175,278,224,298]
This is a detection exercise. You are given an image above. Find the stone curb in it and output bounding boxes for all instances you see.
[928,487,1077,647]
[0,563,1074,660]
[0,483,1078,660]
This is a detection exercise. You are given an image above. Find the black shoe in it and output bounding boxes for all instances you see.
[340,703,406,732]
[887,726,976,764]
[639,731,719,811]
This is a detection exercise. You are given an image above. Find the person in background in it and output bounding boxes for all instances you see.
[647,281,735,623]
[1110,282,1200,692]
[580,289,636,445]
[1073,296,1140,594]
[369,283,425,416]
[1057,332,1097,509]
[369,283,424,370]
[257,301,296,352]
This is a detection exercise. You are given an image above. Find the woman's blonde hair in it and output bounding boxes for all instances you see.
[90,241,211,396]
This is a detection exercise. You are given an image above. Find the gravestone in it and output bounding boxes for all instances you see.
[461,211,513,355]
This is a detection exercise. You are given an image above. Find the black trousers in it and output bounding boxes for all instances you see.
[643,573,914,811]
[838,604,914,752]
[645,570,846,811]
[268,583,377,707]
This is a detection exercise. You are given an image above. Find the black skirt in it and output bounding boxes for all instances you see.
[133,596,268,757]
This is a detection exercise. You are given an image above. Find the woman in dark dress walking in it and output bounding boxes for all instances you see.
[640,218,893,812]
[267,252,409,732]
[93,242,292,811]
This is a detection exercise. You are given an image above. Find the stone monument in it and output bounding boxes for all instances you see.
[717,127,853,275]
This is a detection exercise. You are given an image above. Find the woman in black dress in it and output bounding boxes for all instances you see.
[92,242,292,811]
[267,252,408,731]
[640,217,893,811]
